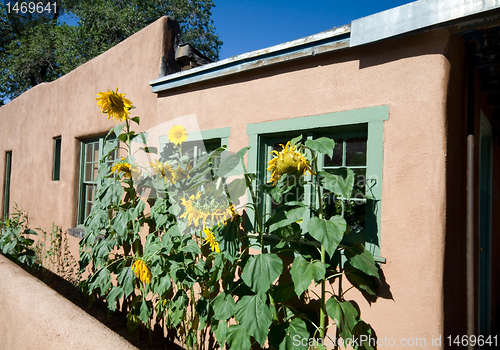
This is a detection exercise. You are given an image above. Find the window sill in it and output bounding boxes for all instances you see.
[68,227,84,239]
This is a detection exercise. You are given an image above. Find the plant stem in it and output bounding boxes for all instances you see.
[319,245,326,339]
[313,152,328,340]
[269,293,280,324]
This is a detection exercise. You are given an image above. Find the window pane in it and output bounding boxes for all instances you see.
[353,168,367,196]
[86,143,93,162]
[86,201,93,218]
[93,142,100,163]
[345,138,367,166]
[323,197,366,231]
[86,185,95,203]
[324,139,343,167]
[53,137,61,181]
[93,163,99,181]
[85,162,93,182]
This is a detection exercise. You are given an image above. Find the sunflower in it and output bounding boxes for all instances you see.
[172,164,191,181]
[168,125,188,145]
[180,191,236,228]
[203,228,221,253]
[131,259,152,284]
[149,159,175,183]
[112,158,140,179]
[267,141,315,185]
[96,88,133,122]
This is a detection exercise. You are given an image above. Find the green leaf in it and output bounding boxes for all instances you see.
[117,133,129,143]
[117,265,135,298]
[139,146,157,154]
[345,264,379,296]
[139,298,153,325]
[216,147,250,178]
[307,216,346,258]
[326,296,343,325]
[226,178,248,202]
[152,273,172,296]
[320,168,355,199]
[213,320,228,348]
[212,292,236,320]
[271,282,296,304]
[226,324,252,350]
[352,321,375,350]
[279,317,310,350]
[268,206,305,233]
[290,255,326,298]
[131,116,140,125]
[112,123,126,138]
[305,137,335,158]
[241,253,283,296]
[196,297,211,329]
[131,131,148,144]
[290,134,303,146]
[181,239,202,255]
[344,243,380,279]
[235,294,273,346]
[106,286,124,311]
[326,297,360,340]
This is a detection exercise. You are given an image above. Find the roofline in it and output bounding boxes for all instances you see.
[150,25,350,93]
[351,0,500,46]
[150,0,500,93]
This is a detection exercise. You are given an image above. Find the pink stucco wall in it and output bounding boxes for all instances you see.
[0,16,458,348]
[0,254,138,349]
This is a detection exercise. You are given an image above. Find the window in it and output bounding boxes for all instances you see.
[247,107,387,260]
[78,137,117,224]
[53,136,61,181]
[159,127,230,168]
[3,151,12,220]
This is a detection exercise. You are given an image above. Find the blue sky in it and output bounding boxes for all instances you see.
[212,0,416,60]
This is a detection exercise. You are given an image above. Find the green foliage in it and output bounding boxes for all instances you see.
[76,95,384,349]
[0,206,36,267]
[0,0,222,104]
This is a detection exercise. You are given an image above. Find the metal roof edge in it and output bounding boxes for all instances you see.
[150,25,350,93]
[351,0,500,47]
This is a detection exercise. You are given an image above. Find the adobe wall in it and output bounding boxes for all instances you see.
[0,18,456,348]
[0,254,138,349]
[152,29,452,347]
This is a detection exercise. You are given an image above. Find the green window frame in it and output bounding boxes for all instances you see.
[247,106,387,260]
[78,137,117,224]
[3,151,12,220]
[53,136,61,181]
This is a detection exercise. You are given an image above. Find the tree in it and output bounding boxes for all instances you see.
[0,0,222,105]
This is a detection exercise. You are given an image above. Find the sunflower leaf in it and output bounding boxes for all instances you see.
[307,216,346,258]
[305,137,335,158]
[290,134,303,146]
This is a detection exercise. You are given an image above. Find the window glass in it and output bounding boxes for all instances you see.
[53,137,61,181]
[261,129,368,237]
[79,137,117,224]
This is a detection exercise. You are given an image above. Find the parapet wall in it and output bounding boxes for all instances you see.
[0,254,138,350]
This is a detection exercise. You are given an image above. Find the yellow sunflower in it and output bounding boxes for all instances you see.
[180,192,237,228]
[112,158,140,179]
[96,88,133,122]
[267,141,315,185]
[131,259,152,284]
[149,159,175,183]
[204,228,221,253]
[168,125,188,145]
[172,164,192,181]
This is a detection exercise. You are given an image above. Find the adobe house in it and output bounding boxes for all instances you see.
[1,0,500,347]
